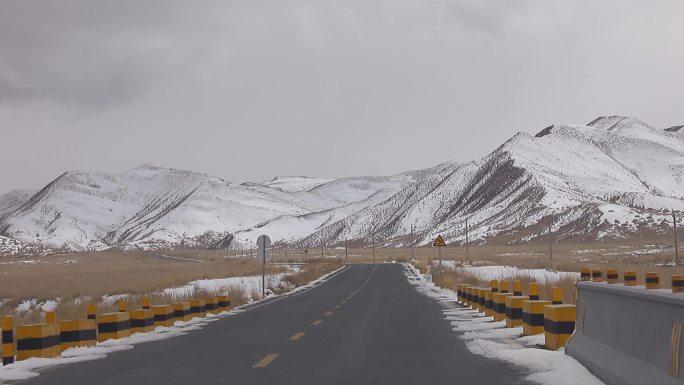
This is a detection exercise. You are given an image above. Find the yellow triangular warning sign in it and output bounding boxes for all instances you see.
[433,235,446,247]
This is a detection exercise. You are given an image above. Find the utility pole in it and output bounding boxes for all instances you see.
[465,219,470,264]
[285,245,288,263]
[321,245,324,259]
[548,219,553,260]
[674,211,679,266]
[410,225,415,260]
[345,239,348,261]
[372,235,376,264]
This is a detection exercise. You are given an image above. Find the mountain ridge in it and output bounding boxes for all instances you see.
[1,115,683,254]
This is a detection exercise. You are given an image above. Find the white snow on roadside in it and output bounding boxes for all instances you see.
[403,263,605,385]
[456,265,579,283]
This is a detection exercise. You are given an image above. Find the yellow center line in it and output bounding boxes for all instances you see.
[253,353,280,368]
[324,311,333,316]
[311,320,322,326]
[290,332,306,341]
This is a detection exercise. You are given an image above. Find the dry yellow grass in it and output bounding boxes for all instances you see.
[0,250,341,325]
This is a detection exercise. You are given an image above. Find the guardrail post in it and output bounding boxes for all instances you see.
[87,304,97,320]
[512,280,523,296]
[580,268,591,281]
[523,299,551,336]
[551,287,563,305]
[624,271,637,286]
[672,275,684,293]
[45,311,57,324]
[544,304,576,350]
[646,272,660,289]
[142,297,151,310]
[505,294,529,328]
[118,300,128,313]
[606,269,618,284]
[529,282,540,300]
[2,316,14,365]
[591,269,603,282]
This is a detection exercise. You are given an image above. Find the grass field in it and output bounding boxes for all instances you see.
[1,237,682,323]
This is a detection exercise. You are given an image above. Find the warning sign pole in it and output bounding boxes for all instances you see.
[433,235,446,272]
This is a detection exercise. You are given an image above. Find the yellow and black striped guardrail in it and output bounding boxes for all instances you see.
[477,288,487,312]
[624,270,637,286]
[59,319,97,351]
[97,312,130,342]
[2,316,15,365]
[493,291,514,322]
[673,275,684,293]
[205,298,218,315]
[551,287,563,305]
[189,299,206,318]
[505,294,529,328]
[153,305,174,327]
[130,309,155,334]
[173,302,192,322]
[484,290,494,317]
[217,296,231,312]
[580,268,591,281]
[646,272,660,289]
[512,280,523,296]
[522,298,550,336]
[606,269,619,284]
[16,322,61,361]
[470,288,479,311]
[1,296,233,363]
[528,282,540,300]
[543,304,576,350]
[591,269,603,282]
[141,297,151,310]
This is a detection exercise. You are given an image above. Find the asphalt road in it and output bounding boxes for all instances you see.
[19,264,529,385]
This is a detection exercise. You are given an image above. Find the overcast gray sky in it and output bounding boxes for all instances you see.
[1,0,683,194]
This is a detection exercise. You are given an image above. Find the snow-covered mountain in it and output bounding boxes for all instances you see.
[0,164,432,251]
[0,189,36,219]
[301,116,684,246]
[1,115,683,254]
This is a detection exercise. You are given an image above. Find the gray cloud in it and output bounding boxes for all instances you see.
[0,0,683,194]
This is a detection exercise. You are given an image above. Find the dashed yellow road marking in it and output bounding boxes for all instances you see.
[324,311,333,316]
[290,332,306,341]
[341,300,347,304]
[253,353,280,368]
[311,320,322,326]
[334,305,341,309]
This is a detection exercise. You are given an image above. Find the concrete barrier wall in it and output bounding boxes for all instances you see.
[566,281,684,385]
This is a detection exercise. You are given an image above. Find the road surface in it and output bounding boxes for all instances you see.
[19,264,530,385]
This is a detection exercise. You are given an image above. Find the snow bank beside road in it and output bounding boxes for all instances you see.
[403,263,604,385]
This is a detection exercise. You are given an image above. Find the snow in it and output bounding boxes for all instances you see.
[403,263,605,385]
[456,265,579,283]
[261,176,334,192]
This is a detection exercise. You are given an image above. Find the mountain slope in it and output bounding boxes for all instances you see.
[2,115,683,253]
[0,165,438,250]
[300,116,684,246]
[0,189,36,218]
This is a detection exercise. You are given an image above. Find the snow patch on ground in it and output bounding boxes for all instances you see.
[456,265,580,283]
[403,263,604,385]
